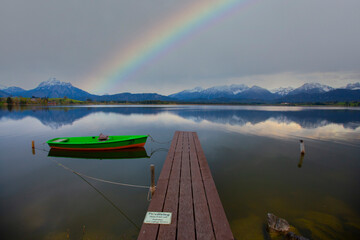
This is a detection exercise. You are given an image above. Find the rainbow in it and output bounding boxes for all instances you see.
[86,0,257,93]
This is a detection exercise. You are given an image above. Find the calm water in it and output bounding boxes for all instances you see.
[0,105,359,239]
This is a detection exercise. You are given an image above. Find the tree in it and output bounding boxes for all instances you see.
[19,97,27,105]
[6,97,13,105]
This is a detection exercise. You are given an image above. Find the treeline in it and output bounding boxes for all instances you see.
[0,97,83,105]
[0,97,178,106]
[1,96,358,106]
[285,101,360,107]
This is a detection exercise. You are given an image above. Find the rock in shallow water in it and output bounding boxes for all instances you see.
[267,213,290,233]
[286,231,310,240]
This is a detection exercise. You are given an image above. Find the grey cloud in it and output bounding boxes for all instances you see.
[0,0,359,94]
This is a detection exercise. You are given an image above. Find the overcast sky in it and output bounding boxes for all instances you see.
[1,0,359,95]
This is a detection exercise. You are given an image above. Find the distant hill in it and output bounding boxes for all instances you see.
[2,86,25,95]
[278,89,360,103]
[5,78,174,102]
[0,90,9,97]
[94,93,174,102]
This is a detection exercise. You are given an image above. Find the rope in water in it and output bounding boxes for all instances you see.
[51,158,150,189]
[149,147,168,157]
[35,147,151,190]
[74,172,142,230]
[52,158,155,201]
[147,134,172,144]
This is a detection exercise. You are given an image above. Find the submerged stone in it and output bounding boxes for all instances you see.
[267,213,290,233]
[286,231,310,240]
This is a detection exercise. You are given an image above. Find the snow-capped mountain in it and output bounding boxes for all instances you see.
[169,84,250,100]
[169,84,279,101]
[37,78,72,88]
[169,82,360,103]
[345,82,360,90]
[187,87,204,93]
[4,79,360,103]
[2,86,25,95]
[288,83,334,95]
[271,87,294,96]
[9,78,94,100]
[204,84,249,94]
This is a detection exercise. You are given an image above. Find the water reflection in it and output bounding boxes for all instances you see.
[1,106,359,129]
[1,105,359,239]
[48,148,149,160]
[298,154,305,168]
[1,106,359,144]
[0,105,165,129]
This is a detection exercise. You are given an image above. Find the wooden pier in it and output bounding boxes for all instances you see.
[138,131,234,240]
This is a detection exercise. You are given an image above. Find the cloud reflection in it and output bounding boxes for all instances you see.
[1,106,359,144]
[81,112,360,144]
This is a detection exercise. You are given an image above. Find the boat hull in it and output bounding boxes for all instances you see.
[47,135,148,151]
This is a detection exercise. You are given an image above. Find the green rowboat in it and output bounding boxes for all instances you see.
[47,135,148,151]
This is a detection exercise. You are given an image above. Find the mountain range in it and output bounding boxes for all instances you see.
[1,78,173,102]
[169,82,360,103]
[1,78,359,103]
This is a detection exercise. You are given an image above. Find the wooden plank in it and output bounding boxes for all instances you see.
[193,132,234,240]
[177,132,195,240]
[137,131,180,240]
[157,132,184,239]
[189,132,215,240]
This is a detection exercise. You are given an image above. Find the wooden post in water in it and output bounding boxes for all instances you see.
[32,140,35,155]
[300,140,305,155]
[150,164,155,197]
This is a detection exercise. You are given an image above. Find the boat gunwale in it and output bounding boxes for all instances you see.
[47,135,148,145]
[48,142,146,151]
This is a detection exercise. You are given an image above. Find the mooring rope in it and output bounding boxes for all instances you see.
[147,187,153,202]
[35,146,50,153]
[51,158,150,189]
[147,134,172,144]
[51,157,155,202]
[149,147,168,157]
[75,172,141,230]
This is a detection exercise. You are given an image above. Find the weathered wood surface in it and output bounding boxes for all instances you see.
[138,131,234,240]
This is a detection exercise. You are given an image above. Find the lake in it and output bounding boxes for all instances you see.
[0,105,359,239]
